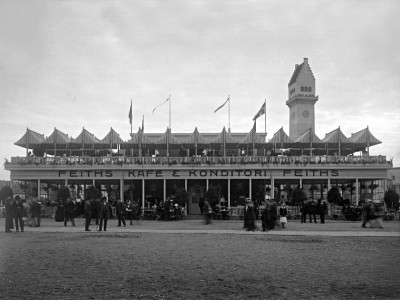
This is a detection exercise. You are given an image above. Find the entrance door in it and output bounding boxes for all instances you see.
[188,187,204,215]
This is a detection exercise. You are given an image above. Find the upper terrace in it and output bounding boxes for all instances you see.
[5,125,391,170]
[4,154,392,170]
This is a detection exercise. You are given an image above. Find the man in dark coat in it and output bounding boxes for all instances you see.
[300,201,308,223]
[268,200,278,230]
[244,198,256,231]
[5,197,14,232]
[116,199,126,227]
[98,197,111,231]
[308,197,317,223]
[260,201,270,231]
[318,199,327,224]
[84,199,92,231]
[12,196,24,232]
[64,198,76,227]
[91,198,100,226]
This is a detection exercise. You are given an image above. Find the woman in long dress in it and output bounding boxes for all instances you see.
[5,197,14,232]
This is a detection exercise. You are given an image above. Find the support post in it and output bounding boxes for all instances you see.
[271,178,275,200]
[228,179,231,209]
[249,178,252,199]
[142,180,145,215]
[120,179,124,202]
[355,178,359,205]
[38,179,41,198]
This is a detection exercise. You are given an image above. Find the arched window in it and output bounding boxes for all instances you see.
[309,87,312,92]
[301,87,304,92]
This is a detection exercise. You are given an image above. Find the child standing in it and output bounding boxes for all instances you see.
[279,202,288,228]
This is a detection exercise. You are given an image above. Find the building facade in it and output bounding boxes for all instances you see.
[4,58,392,213]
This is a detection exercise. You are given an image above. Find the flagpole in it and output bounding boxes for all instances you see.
[130,99,132,135]
[264,99,267,134]
[169,95,171,130]
[228,95,231,133]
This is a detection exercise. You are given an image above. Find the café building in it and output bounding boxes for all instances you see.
[4,58,392,215]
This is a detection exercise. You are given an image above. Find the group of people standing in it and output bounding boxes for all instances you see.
[300,197,328,224]
[82,197,141,232]
[4,196,42,233]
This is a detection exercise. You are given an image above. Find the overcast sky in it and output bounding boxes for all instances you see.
[1,0,399,180]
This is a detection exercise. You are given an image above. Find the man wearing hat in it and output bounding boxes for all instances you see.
[84,199,92,231]
[98,196,111,231]
[12,196,24,232]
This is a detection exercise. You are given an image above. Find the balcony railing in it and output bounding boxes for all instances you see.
[5,155,391,168]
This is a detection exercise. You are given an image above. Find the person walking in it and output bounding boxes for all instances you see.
[361,199,373,228]
[84,199,92,231]
[5,197,14,233]
[98,197,111,231]
[12,196,25,232]
[31,199,42,227]
[116,199,126,227]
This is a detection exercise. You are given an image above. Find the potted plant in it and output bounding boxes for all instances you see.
[368,183,379,198]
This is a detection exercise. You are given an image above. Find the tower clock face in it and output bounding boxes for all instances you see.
[302,110,310,118]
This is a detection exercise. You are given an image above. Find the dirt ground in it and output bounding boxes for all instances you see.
[0,219,399,299]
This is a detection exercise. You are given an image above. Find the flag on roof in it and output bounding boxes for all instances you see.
[253,102,266,121]
[129,100,132,125]
[152,96,170,114]
[214,96,230,113]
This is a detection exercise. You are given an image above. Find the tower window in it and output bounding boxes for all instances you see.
[301,87,304,92]
[308,87,312,92]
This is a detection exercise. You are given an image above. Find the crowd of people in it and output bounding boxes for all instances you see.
[300,197,328,224]
[3,194,388,233]
[4,196,42,232]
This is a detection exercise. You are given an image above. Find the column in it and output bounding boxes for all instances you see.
[355,178,359,205]
[37,179,41,198]
[299,178,302,188]
[327,178,331,191]
[92,179,95,186]
[271,178,275,200]
[184,179,188,216]
[120,179,124,202]
[249,179,252,199]
[142,180,145,215]
[65,179,68,187]
[206,179,209,191]
[228,179,231,208]
[163,179,166,201]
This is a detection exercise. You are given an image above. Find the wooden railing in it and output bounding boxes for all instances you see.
[5,155,391,167]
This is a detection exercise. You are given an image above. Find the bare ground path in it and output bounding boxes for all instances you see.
[0,219,399,299]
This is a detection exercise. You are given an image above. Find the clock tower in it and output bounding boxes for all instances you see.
[286,58,318,140]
